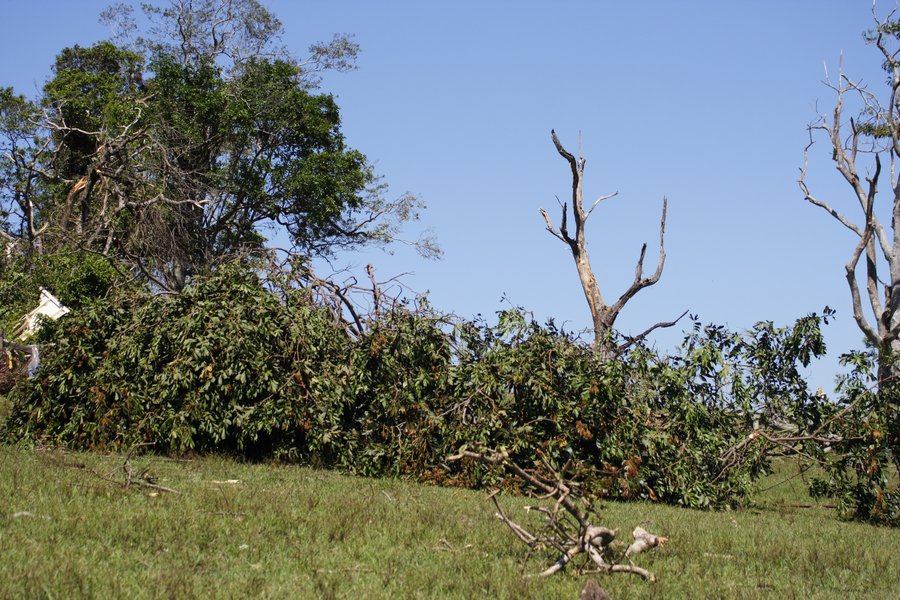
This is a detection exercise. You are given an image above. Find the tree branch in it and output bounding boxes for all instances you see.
[799,143,864,236]
[585,191,618,220]
[846,191,882,345]
[447,447,663,582]
[551,129,578,184]
[539,207,566,243]
[607,197,668,318]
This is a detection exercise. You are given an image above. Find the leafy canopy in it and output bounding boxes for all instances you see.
[0,0,433,291]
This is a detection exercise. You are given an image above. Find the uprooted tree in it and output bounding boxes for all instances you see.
[541,130,683,358]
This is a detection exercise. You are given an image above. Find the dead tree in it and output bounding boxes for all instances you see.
[799,8,900,385]
[541,130,681,358]
[447,447,666,581]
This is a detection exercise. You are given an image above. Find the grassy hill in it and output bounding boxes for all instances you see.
[0,445,897,599]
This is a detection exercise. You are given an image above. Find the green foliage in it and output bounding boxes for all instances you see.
[807,350,900,526]
[434,310,832,509]
[0,2,420,290]
[2,262,840,513]
[0,258,34,333]
[0,87,35,140]
[143,53,373,262]
[340,302,453,476]
[43,42,144,179]
[0,251,119,333]
[4,262,352,457]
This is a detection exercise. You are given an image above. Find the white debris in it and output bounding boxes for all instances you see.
[625,526,668,558]
[17,288,70,339]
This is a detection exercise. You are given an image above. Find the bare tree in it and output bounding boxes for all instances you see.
[541,130,681,358]
[799,7,900,384]
[102,0,359,85]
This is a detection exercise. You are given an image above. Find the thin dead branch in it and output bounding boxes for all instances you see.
[58,443,180,495]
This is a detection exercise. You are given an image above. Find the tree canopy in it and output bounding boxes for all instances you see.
[0,0,433,291]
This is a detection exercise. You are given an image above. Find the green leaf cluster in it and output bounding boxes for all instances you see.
[0,251,119,334]
[807,349,900,526]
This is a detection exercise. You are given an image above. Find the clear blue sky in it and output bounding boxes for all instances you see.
[0,1,889,392]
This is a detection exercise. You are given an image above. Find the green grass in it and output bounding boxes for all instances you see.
[0,446,897,599]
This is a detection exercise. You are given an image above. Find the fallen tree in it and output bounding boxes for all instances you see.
[3,257,839,513]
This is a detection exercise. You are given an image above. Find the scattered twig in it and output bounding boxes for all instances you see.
[55,443,180,495]
[122,442,180,494]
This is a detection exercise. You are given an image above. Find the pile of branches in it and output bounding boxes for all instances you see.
[10,254,890,524]
[448,447,667,581]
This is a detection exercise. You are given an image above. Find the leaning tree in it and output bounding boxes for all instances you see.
[540,130,682,358]
[799,9,900,385]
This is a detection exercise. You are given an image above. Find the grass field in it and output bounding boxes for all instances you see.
[0,445,897,599]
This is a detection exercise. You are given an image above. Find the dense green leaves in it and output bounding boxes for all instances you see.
[0,251,119,333]
[807,350,900,526]
[43,42,144,180]
[36,43,377,287]
[1,262,843,513]
[5,263,348,456]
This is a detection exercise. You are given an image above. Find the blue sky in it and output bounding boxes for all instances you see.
[0,1,890,391]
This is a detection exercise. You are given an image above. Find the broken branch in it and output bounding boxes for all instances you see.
[448,447,664,582]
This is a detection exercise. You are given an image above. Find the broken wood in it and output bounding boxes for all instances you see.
[55,443,180,495]
[447,447,665,582]
[625,527,668,558]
